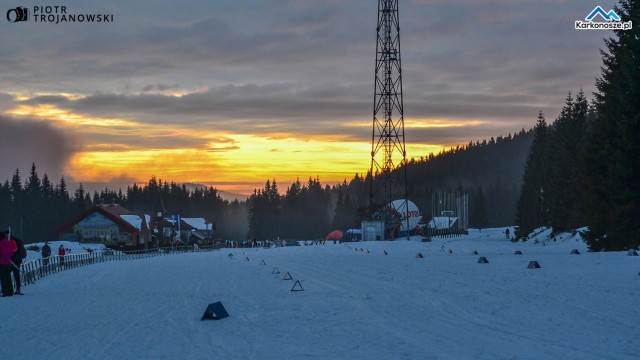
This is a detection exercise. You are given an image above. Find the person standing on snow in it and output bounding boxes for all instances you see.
[0,231,14,297]
[10,236,27,295]
[58,245,66,267]
[42,242,51,265]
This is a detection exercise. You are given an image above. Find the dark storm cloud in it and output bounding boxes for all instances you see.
[0,116,77,183]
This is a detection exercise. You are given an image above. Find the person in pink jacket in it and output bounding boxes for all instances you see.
[0,230,14,297]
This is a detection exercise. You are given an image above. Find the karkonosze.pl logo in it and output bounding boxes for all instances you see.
[6,5,114,23]
[575,6,632,30]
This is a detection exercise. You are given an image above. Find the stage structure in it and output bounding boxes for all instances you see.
[368,0,409,240]
[427,192,469,237]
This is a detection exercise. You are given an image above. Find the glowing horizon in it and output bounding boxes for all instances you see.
[6,99,451,196]
[65,134,445,196]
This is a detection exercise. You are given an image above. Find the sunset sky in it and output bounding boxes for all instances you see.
[0,0,612,196]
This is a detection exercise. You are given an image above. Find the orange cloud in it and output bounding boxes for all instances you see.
[8,98,449,195]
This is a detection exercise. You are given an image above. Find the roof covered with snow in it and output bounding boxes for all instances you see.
[181,218,211,230]
[428,216,458,229]
[120,215,143,230]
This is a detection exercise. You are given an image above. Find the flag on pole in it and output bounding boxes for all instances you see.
[171,215,175,244]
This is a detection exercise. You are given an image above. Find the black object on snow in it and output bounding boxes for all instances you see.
[201,301,230,321]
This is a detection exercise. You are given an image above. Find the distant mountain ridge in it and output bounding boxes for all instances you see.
[181,183,247,201]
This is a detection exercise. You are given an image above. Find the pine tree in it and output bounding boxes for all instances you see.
[248,180,282,240]
[0,181,10,230]
[282,179,304,238]
[23,163,42,239]
[54,177,71,227]
[39,174,57,241]
[583,0,640,251]
[73,184,87,214]
[25,163,41,198]
[516,111,550,238]
[9,169,23,234]
[547,91,589,233]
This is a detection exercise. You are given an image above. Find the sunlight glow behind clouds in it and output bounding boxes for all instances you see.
[9,104,135,128]
[66,134,392,194]
[4,97,450,194]
[0,0,607,194]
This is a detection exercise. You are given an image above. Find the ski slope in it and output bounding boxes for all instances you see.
[1,228,638,359]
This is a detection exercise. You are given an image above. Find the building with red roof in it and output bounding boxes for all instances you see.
[55,203,152,249]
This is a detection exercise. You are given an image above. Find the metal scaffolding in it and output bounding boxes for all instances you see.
[369,0,408,240]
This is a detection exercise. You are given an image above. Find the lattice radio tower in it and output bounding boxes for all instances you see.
[369,0,409,239]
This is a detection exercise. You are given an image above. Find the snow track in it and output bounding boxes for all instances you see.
[1,229,638,359]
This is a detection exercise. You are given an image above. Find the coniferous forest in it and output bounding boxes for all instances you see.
[1,1,637,250]
[248,131,534,241]
[516,0,639,251]
[0,130,532,244]
[0,170,249,242]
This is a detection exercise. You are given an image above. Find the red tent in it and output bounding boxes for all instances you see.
[324,230,344,241]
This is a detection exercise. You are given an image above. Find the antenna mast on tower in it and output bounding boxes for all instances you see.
[369,0,409,240]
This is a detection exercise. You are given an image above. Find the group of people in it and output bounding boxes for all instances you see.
[41,242,66,266]
[0,232,70,297]
[0,230,28,297]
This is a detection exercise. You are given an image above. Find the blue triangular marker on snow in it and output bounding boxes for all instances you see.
[201,301,229,321]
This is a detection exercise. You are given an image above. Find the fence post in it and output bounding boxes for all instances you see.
[21,262,27,285]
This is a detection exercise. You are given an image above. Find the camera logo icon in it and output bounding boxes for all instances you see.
[7,6,30,22]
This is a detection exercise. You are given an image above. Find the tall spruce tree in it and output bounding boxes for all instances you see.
[24,163,42,239]
[516,111,551,238]
[9,169,23,235]
[39,174,57,241]
[584,0,640,250]
[248,180,282,240]
[0,181,10,230]
[547,91,589,234]
[282,179,304,238]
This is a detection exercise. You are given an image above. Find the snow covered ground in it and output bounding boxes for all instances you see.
[2,227,639,359]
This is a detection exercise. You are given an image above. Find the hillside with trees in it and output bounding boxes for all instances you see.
[247,130,535,240]
[515,0,639,251]
[1,128,534,243]
[0,168,248,242]
[515,91,594,239]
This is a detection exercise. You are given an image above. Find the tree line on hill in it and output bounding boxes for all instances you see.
[516,0,638,251]
[0,127,533,244]
[247,129,534,240]
[0,169,248,242]
[515,93,592,239]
